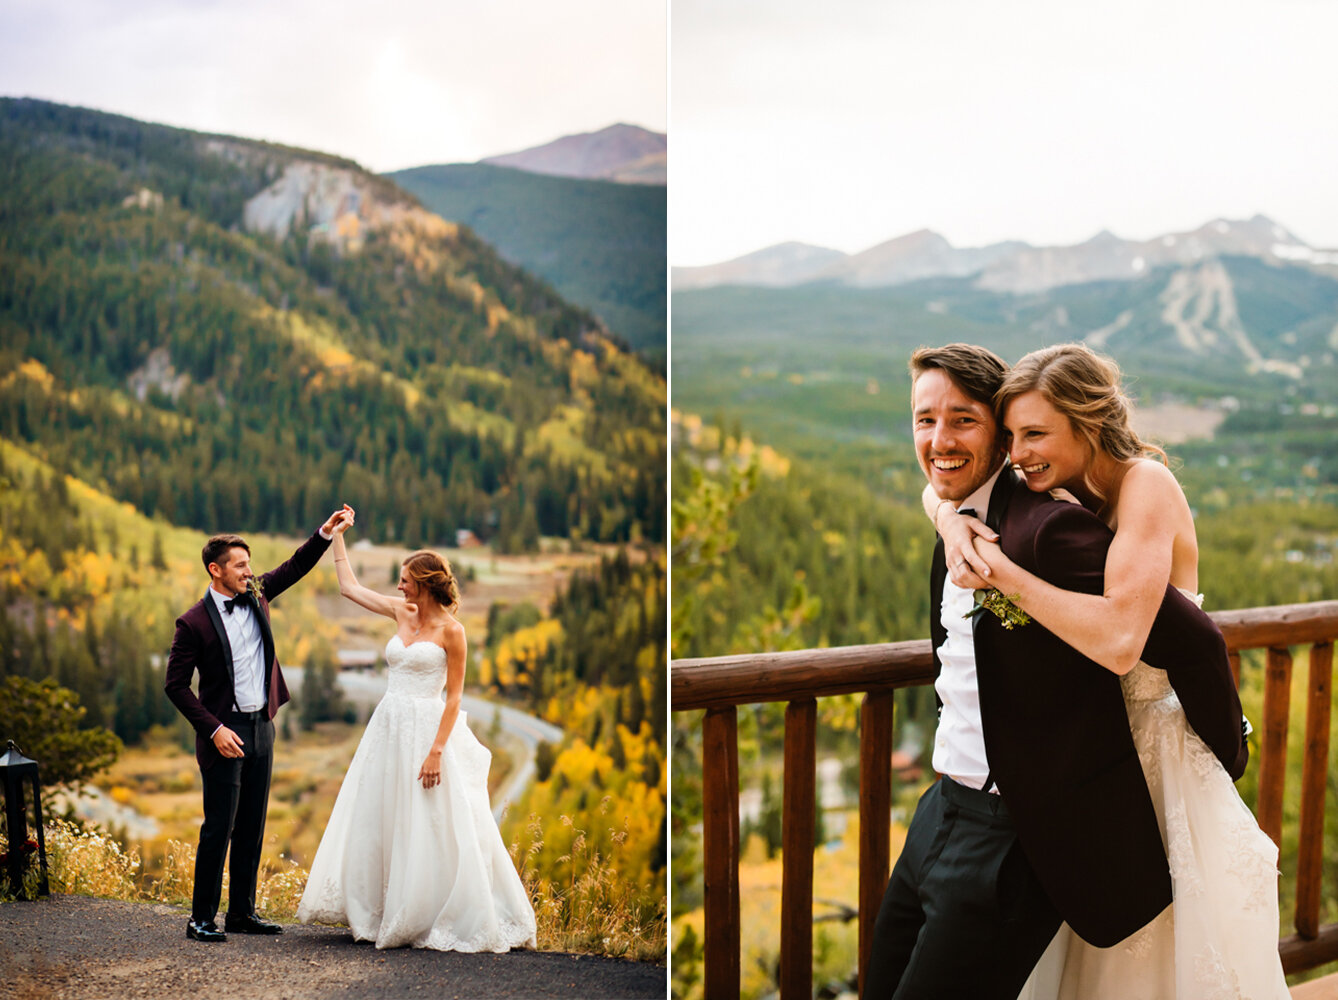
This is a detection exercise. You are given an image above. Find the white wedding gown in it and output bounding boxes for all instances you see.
[297,635,537,951]
[1019,593,1288,999]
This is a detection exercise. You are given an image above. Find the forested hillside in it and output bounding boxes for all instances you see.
[485,551,668,942]
[0,98,664,552]
[672,273,1338,499]
[390,163,666,361]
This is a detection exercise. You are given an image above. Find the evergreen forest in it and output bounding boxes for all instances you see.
[0,98,664,553]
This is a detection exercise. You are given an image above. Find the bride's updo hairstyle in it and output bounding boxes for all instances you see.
[403,550,460,612]
[996,344,1166,494]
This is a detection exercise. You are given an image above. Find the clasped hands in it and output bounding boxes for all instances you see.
[940,488,1080,588]
[939,510,1002,591]
[321,504,357,537]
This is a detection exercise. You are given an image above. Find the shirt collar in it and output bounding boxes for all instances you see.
[208,585,240,608]
[952,462,1008,520]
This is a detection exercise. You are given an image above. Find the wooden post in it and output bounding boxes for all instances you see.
[1257,646,1294,848]
[780,700,817,1000]
[858,690,895,996]
[1295,642,1333,939]
[1228,650,1241,689]
[702,706,741,999]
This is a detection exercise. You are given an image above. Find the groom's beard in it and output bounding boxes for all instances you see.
[923,453,1006,503]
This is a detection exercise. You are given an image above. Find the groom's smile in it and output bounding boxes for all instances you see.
[912,368,1005,503]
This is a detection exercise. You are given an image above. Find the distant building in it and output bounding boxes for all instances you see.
[337,649,379,672]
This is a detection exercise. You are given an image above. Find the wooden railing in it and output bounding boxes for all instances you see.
[671,600,1338,999]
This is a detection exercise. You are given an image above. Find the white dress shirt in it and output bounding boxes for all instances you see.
[931,465,1007,792]
[206,525,334,739]
[209,585,266,713]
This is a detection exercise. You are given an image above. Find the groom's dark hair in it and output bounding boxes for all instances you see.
[909,343,1009,408]
[202,533,250,570]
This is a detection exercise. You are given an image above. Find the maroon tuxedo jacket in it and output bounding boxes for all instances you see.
[931,469,1247,947]
[165,530,331,770]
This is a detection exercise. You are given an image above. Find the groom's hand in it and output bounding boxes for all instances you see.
[213,726,245,758]
[330,504,356,536]
[317,508,345,540]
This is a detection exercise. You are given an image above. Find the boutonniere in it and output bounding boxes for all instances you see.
[965,588,1032,630]
[246,577,263,603]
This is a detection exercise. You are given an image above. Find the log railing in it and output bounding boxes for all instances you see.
[671,600,1338,999]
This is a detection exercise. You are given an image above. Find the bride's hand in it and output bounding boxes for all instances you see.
[418,749,442,789]
[968,537,1019,589]
[331,504,356,536]
[938,506,998,590]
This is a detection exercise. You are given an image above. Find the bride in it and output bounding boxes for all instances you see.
[296,506,537,952]
[925,343,1287,998]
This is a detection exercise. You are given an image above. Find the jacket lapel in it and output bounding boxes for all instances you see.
[203,591,237,697]
[986,465,1019,535]
[254,597,275,699]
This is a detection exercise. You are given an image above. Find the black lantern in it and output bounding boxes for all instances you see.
[0,740,50,899]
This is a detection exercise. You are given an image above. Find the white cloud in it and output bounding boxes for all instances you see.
[671,0,1338,265]
[0,0,666,172]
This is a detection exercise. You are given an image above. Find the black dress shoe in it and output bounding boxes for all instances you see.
[186,919,227,942]
[224,913,284,935]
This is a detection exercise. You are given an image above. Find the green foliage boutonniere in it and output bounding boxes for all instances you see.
[245,577,263,604]
[965,588,1032,630]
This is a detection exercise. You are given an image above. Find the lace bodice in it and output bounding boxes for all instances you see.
[384,635,448,699]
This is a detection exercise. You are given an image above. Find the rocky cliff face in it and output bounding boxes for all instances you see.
[237,155,453,254]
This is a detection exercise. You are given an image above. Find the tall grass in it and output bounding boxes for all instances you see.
[512,811,667,962]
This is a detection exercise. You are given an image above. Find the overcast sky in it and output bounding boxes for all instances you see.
[672,0,1338,265]
[0,0,666,173]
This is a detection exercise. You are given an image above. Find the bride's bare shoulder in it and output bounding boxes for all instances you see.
[1121,458,1187,505]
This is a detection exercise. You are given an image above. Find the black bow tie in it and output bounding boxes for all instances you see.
[958,507,977,519]
[224,593,251,615]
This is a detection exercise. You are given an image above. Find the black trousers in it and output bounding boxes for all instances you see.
[192,713,274,924]
[863,777,1062,1000]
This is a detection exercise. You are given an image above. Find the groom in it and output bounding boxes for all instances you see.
[862,344,1247,997]
[165,509,346,942]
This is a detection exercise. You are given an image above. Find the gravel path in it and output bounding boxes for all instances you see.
[0,895,665,1000]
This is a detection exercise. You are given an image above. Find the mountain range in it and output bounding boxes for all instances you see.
[0,97,665,550]
[481,124,665,185]
[674,216,1338,296]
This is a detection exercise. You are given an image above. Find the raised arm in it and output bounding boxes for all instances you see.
[328,507,403,621]
[976,462,1186,674]
[416,623,468,789]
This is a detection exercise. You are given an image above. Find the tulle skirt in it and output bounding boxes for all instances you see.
[297,695,537,951]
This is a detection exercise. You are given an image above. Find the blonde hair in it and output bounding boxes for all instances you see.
[403,550,460,611]
[996,343,1165,499]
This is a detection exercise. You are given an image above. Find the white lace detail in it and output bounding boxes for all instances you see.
[1121,915,1162,959]
[296,635,537,952]
[1193,945,1245,1000]
[1224,817,1281,913]
[1122,660,1175,703]
[1164,801,1204,899]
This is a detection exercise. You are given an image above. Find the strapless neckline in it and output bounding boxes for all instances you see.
[389,634,445,656]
